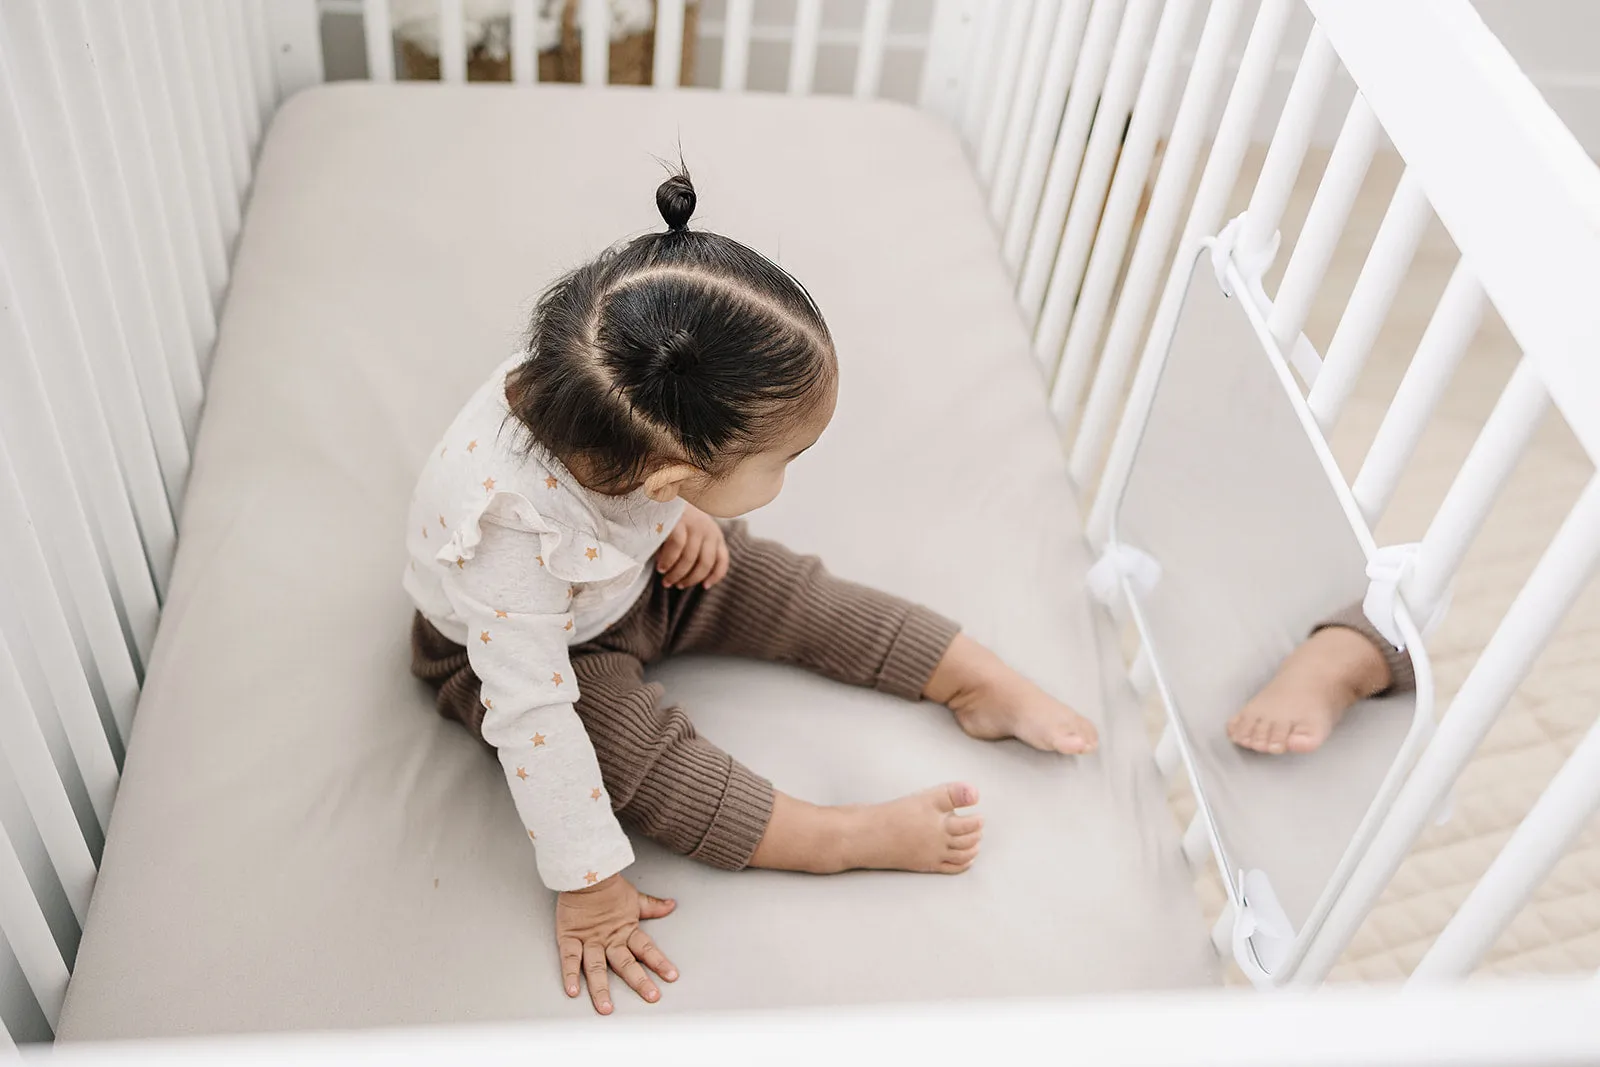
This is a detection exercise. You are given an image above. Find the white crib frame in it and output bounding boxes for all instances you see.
[0,0,1597,1055]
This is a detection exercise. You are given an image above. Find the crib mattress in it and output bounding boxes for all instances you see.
[57,85,1214,1038]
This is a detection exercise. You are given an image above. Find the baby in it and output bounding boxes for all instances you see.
[1228,603,1416,755]
[404,171,1096,1016]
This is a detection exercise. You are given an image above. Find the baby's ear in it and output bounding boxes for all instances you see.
[642,463,697,503]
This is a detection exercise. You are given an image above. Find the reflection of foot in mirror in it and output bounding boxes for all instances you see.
[925,634,1100,755]
[1227,603,1416,755]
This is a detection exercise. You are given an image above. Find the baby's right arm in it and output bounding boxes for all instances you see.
[441,518,634,892]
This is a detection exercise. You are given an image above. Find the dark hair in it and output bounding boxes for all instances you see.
[506,169,836,492]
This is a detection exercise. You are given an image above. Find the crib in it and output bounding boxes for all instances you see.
[0,0,1598,1057]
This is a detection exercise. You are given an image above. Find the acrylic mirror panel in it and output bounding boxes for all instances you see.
[1107,252,1428,977]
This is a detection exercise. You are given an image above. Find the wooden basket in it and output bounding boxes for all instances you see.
[398,1,697,86]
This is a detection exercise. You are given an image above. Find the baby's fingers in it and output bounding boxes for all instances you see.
[682,545,718,588]
[559,936,583,998]
[655,528,687,576]
[583,941,613,1015]
[628,928,678,982]
[607,942,660,1004]
[661,533,702,587]
[704,541,730,588]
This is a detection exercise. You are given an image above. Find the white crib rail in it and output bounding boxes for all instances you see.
[0,0,294,1039]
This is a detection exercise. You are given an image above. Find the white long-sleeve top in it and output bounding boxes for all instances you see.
[403,357,684,890]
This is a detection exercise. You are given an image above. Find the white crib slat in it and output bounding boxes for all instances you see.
[581,0,610,86]
[439,0,466,83]
[0,437,120,834]
[653,0,686,87]
[118,1,218,377]
[1014,0,1125,324]
[1085,0,1294,543]
[1000,0,1090,267]
[18,0,194,512]
[788,0,823,96]
[1234,25,1339,264]
[719,0,753,90]
[1037,0,1161,396]
[1415,705,1600,981]
[852,0,892,99]
[198,0,253,190]
[153,0,236,288]
[1352,264,1486,524]
[0,3,181,593]
[364,0,396,82]
[222,0,262,152]
[1269,95,1381,352]
[1064,0,1221,487]
[243,0,278,119]
[179,0,249,235]
[988,0,1061,224]
[975,0,1035,184]
[76,0,206,440]
[0,807,69,1029]
[1300,474,1600,985]
[958,2,1004,147]
[0,610,97,929]
[1404,359,1551,619]
[0,70,162,664]
[510,0,536,84]
[1307,170,1431,430]
[0,239,143,750]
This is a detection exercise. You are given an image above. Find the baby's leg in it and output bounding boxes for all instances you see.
[1228,603,1416,755]
[662,523,1097,755]
[571,646,981,874]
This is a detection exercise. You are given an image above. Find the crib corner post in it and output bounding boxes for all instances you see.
[264,0,325,100]
[919,0,984,128]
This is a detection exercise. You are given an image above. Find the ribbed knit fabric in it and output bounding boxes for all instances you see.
[411,520,961,871]
[1312,601,1417,696]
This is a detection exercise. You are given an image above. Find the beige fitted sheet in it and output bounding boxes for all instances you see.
[57,85,1215,1039]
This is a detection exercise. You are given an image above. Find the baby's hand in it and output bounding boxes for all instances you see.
[556,874,678,1015]
[657,504,729,589]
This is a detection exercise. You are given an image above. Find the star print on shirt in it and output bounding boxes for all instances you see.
[466,440,478,453]
[479,631,492,644]
[494,609,509,618]
[551,672,563,686]
[584,871,598,885]
[531,733,546,746]
[544,475,558,489]
[482,476,496,492]
[590,787,603,801]
[515,766,528,781]
[585,546,599,560]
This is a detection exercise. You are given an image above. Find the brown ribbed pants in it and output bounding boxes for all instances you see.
[411,521,961,872]
[1314,602,1416,694]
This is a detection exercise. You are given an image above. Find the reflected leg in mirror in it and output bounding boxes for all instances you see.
[1228,602,1417,755]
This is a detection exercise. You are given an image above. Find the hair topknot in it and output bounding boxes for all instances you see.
[656,171,696,232]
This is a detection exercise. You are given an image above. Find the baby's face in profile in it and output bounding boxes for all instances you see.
[670,377,837,519]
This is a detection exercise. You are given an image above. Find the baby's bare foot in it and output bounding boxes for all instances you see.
[1228,626,1393,755]
[925,635,1098,755]
[837,782,983,874]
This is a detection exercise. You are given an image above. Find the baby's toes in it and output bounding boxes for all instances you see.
[1286,721,1329,754]
[945,813,983,837]
[1264,718,1294,754]
[948,829,982,851]
[1229,713,1263,750]
[938,847,979,874]
[938,782,980,811]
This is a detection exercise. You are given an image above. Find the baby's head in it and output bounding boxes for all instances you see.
[506,170,837,518]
